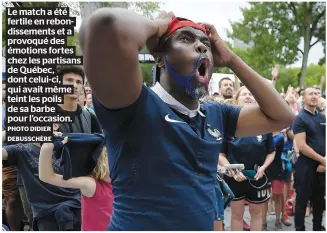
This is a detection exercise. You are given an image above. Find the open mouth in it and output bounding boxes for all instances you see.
[196,58,210,84]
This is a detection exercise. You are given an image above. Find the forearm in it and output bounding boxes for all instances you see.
[39,146,58,183]
[218,154,230,166]
[80,8,158,52]
[262,152,275,170]
[229,55,294,123]
[2,130,5,142]
[298,143,324,164]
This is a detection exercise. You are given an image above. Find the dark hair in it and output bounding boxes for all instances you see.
[83,87,86,98]
[219,77,234,88]
[57,66,85,84]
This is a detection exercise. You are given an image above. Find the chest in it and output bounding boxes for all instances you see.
[303,114,325,139]
[228,136,268,154]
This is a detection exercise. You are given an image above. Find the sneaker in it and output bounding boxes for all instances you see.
[243,220,250,231]
[275,221,283,231]
[313,225,326,231]
[282,213,292,226]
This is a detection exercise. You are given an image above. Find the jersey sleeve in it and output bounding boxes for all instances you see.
[292,115,306,135]
[93,85,149,134]
[4,144,24,168]
[266,133,275,154]
[221,104,242,137]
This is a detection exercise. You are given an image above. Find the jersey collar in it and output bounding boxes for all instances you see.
[151,82,205,118]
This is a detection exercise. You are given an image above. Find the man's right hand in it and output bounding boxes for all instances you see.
[147,11,175,54]
[317,164,325,173]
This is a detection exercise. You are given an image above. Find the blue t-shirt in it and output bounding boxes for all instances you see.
[221,133,275,170]
[5,143,81,218]
[266,133,285,181]
[293,109,326,167]
[283,125,293,152]
[93,86,241,230]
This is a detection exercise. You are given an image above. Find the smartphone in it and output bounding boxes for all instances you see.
[242,170,257,180]
[223,164,245,170]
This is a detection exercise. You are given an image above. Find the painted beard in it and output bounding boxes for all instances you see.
[192,85,207,99]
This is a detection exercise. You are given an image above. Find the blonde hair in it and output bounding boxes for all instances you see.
[233,86,247,106]
[92,146,109,180]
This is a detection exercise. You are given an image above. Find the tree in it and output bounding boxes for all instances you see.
[273,64,326,92]
[228,2,326,89]
[79,2,161,20]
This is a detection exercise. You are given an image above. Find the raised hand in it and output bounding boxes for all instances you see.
[147,11,175,54]
[199,23,235,67]
[272,65,279,80]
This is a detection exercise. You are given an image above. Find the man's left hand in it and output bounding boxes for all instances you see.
[200,23,235,67]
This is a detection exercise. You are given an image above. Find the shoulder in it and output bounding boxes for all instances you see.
[202,101,240,115]
[293,112,306,124]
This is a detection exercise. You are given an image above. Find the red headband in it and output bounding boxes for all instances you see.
[166,17,207,36]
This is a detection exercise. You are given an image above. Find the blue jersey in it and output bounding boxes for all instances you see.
[222,133,275,170]
[93,86,241,230]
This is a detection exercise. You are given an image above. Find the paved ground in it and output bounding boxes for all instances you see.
[223,206,326,231]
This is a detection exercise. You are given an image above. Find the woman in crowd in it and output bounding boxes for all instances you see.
[263,131,291,230]
[219,87,276,231]
[39,136,113,231]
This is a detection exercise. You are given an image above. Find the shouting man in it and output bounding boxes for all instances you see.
[79,9,294,230]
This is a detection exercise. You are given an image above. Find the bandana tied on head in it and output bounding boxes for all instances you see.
[165,17,207,38]
[159,17,208,99]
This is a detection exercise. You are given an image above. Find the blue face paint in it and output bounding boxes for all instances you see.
[164,55,204,99]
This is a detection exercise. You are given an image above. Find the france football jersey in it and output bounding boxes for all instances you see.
[93,83,241,230]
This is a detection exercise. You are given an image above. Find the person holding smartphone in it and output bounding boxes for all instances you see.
[219,86,276,231]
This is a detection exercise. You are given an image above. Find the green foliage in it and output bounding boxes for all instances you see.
[274,64,326,92]
[140,63,154,86]
[86,2,161,19]
[228,2,326,88]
